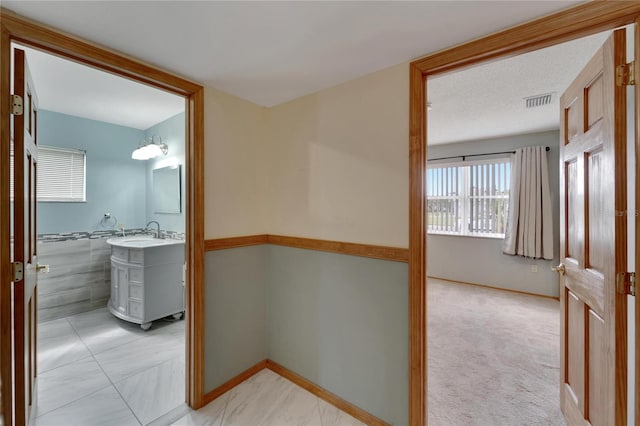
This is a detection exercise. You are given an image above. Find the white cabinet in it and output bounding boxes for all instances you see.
[107,239,184,330]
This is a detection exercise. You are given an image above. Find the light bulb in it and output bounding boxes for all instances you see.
[145,144,163,158]
[132,147,149,160]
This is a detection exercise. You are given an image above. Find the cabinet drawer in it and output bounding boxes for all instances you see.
[128,300,143,319]
[128,268,143,283]
[129,284,142,300]
[112,247,128,262]
[128,249,144,264]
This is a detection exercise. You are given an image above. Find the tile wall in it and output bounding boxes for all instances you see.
[37,229,185,322]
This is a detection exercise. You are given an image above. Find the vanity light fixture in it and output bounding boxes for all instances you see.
[131,135,168,160]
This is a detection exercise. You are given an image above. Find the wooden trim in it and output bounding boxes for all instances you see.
[0,8,200,96]
[408,63,427,426]
[204,234,268,251]
[202,359,268,406]
[0,8,206,416]
[267,235,408,262]
[411,2,640,76]
[200,359,389,425]
[428,276,560,301]
[12,46,27,426]
[410,3,640,425]
[204,234,409,262]
[635,18,640,426]
[265,360,389,426]
[0,21,12,426]
[611,29,628,426]
[187,88,206,409]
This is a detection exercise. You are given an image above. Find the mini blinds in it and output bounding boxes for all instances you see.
[37,146,86,202]
[427,158,510,237]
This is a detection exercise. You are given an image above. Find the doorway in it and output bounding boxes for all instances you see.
[16,44,189,424]
[410,4,640,425]
[423,30,611,424]
[0,11,205,426]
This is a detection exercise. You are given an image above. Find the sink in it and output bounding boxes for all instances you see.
[106,234,185,330]
[106,236,184,248]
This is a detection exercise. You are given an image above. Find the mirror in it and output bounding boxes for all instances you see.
[153,165,181,214]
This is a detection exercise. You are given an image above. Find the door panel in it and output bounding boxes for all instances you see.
[587,148,605,272]
[588,310,606,426]
[566,290,585,411]
[559,29,627,425]
[12,47,39,426]
[586,74,604,130]
[566,159,580,261]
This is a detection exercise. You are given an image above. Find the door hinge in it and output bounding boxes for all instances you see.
[12,261,23,282]
[616,61,636,86]
[616,272,636,296]
[10,94,23,115]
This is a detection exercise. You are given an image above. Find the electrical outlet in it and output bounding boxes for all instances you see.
[531,265,539,273]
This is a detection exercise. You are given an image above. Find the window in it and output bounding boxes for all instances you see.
[427,158,510,237]
[37,146,86,202]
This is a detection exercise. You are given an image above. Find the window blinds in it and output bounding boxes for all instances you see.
[36,146,86,202]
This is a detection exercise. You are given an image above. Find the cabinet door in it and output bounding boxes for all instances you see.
[115,266,128,315]
[110,265,118,309]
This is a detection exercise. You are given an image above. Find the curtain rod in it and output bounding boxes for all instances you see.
[428,146,550,162]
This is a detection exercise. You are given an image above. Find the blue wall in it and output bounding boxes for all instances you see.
[37,110,147,234]
[145,113,185,233]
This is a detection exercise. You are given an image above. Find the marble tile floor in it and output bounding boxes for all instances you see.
[170,369,365,426]
[35,307,186,425]
[35,308,364,426]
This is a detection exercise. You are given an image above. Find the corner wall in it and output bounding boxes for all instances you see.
[145,112,186,233]
[203,87,269,391]
[37,110,146,234]
[427,131,561,297]
[202,63,411,424]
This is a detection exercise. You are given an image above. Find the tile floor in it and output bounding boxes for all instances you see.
[36,308,364,426]
[35,307,186,425]
[172,369,365,426]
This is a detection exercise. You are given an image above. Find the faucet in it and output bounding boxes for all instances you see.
[146,221,163,239]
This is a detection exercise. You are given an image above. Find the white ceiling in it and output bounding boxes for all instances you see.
[4,1,597,139]
[427,30,610,145]
[17,45,185,130]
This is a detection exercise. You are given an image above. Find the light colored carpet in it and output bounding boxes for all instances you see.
[427,278,564,426]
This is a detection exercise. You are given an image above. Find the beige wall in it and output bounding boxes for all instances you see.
[205,63,409,247]
[264,63,410,248]
[204,87,268,239]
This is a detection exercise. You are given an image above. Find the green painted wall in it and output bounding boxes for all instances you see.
[267,245,409,425]
[204,245,268,391]
[203,243,409,425]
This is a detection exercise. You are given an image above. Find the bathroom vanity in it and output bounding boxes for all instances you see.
[106,236,185,330]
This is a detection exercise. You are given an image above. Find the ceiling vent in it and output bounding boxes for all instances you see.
[524,93,554,108]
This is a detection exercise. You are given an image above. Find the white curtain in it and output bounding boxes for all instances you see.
[502,146,553,260]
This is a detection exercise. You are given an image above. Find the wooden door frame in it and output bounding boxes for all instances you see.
[0,9,206,425]
[635,18,640,426]
[409,2,640,425]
